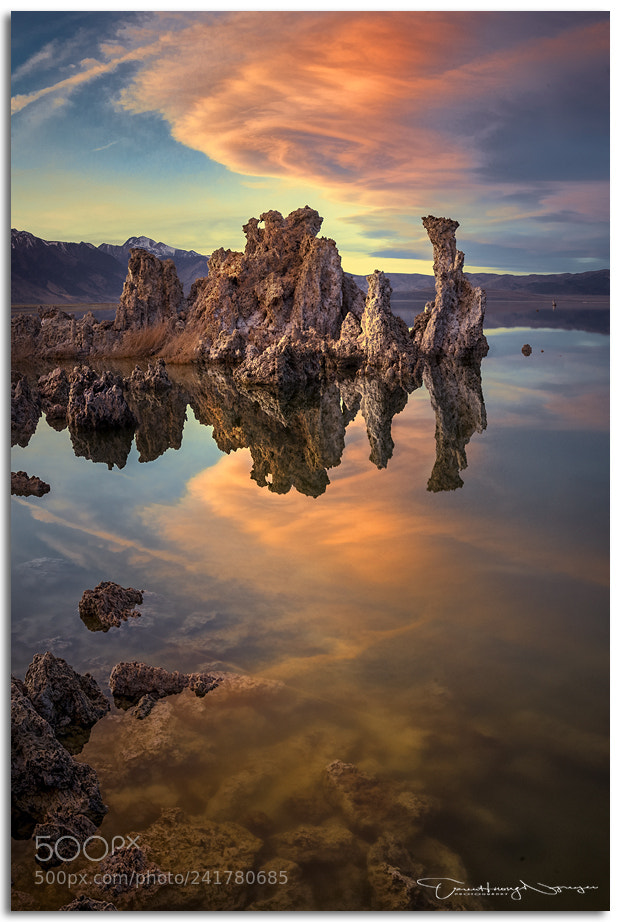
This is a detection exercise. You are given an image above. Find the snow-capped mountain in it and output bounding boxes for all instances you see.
[99,236,209,290]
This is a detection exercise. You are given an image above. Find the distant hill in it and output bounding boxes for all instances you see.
[11,230,128,304]
[12,228,608,305]
[350,268,609,298]
[11,230,210,304]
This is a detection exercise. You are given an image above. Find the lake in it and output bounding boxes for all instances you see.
[10,313,609,910]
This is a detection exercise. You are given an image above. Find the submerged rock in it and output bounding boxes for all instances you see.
[79,581,144,633]
[412,216,488,360]
[136,807,263,910]
[59,895,118,911]
[324,760,430,841]
[11,471,50,497]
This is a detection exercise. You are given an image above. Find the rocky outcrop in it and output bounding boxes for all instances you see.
[412,216,488,360]
[88,846,163,909]
[67,366,135,429]
[356,270,417,376]
[109,661,222,710]
[11,374,41,447]
[187,207,350,351]
[114,249,185,331]
[38,366,70,422]
[23,652,110,753]
[12,209,488,378]
[79,581,144,632]
[11,471,50,497]
[11,665,108,849]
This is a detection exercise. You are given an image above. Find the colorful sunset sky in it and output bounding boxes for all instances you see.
[11,11,609,276]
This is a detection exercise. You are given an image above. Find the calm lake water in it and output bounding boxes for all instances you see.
[11,320,609,910]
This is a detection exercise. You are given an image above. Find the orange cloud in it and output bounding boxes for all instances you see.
[112,12,607,218]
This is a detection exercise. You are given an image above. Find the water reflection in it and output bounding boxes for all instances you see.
[12,359,487,495]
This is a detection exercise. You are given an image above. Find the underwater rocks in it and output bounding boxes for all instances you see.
[133,807,264,910]
[11,471,50,497]
[109,661,222,709]
[11,662,108,852]
[412,216,488,361]
[59,895,118,910]
[324,760,431,840]
[79,581,144,633]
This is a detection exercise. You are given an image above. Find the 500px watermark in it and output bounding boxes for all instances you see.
[34,834,141,864]
[35,868,289,890]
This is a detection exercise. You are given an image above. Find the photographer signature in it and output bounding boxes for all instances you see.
[417,877,598,902]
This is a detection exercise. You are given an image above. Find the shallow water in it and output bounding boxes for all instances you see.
[11,324,609,910]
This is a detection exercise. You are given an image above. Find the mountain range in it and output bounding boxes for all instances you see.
[11,228,609,305]
[11,230,210,304]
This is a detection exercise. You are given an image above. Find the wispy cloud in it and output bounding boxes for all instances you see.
[92,139,121,152]
[10,40,161,116]
[12,40,59,81]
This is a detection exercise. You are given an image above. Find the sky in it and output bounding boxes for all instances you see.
[10,10,610,276]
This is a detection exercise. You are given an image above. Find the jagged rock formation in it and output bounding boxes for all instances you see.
[12,208,488,381]
[114,249,185,330]
[109,661,222,709]
[38,367,70,422]
[355,270,416,377]
[187,207,350,348]
[424,359,487,492]
[185,207,418,387]
[11,308,120,361]
[23,652,110,753]
[412,216,488,360]
[79,581,144,632]
[11,658,108,851]
[11,471,50,497]
[11,374,41,447]
[67,366,135,429]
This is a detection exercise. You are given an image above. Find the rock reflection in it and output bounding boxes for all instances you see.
[423,359,487,492]
[11,358,487,494]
